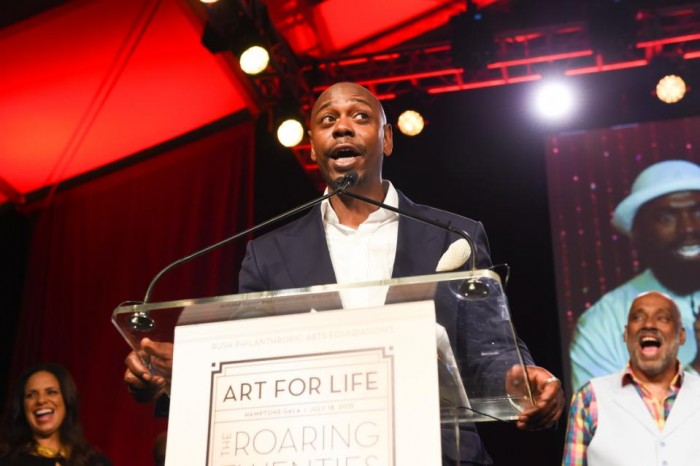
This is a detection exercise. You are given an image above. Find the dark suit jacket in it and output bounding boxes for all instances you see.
[238,190,530,465]
[239,190,493,292]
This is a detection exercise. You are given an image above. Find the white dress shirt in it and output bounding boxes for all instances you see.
[320,181,399,308]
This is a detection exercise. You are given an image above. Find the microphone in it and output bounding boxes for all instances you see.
[332,170,357,189]
[126,174,361,364]
[336,171,489,300]
[140,171,357,305]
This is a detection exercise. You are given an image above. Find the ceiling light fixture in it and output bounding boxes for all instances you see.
[655,74,686,104]
[239,45,269,75]
[277,118,304,147]
[532,80,577,121]
[397,110,425,136]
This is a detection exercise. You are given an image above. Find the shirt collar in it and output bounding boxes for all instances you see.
[622,361,684,389]
[321,180,399,226]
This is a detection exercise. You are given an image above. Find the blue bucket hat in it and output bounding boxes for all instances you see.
[612,159,700,236]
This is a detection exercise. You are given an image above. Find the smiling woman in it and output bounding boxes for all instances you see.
[0,364,112,466]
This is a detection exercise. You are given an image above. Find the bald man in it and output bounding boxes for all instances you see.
[563,291,700,466]
[126,82,565,465]
[237,82,564,463]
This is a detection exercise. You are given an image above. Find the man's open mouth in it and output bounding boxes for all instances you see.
[639,335,662,356]
[330,148,360,160]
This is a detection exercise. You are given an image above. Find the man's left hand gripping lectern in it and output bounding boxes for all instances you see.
[113,270,534,466]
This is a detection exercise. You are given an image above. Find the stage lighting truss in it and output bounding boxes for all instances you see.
[195,1,700,187]
[303,3,700,99]
[286,3,700,180]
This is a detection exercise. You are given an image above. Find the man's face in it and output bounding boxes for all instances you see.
[624,292,685,379]
[634,190,700,265]
[308,83,393,188]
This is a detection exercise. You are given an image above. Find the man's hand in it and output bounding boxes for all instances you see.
[506,364,565,430]
[124,338,174,403]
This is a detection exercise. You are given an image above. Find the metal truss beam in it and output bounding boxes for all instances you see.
[290,3,700,183]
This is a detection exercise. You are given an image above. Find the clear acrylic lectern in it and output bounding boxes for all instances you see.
[113,269,534,425]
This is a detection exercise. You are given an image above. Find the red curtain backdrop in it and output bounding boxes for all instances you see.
[545,115,700,388]
[10,120,255,466]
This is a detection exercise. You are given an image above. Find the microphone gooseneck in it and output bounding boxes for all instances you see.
[141,168,485,305]
[141,173,357,304]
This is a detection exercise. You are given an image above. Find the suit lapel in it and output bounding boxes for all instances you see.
[391,193,443,278]
[279,192,450,286]
[277,207,337,289]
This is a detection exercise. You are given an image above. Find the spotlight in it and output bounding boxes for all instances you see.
[200,2,269,75]
[532,80,577,121]
[397,110,425,136]
[239,45,269,75]
[277,118,304,147]
[656,74,686,104]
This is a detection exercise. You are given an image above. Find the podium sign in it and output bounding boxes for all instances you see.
[168,302,440,466]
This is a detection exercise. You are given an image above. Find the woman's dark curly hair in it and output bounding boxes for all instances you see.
[0,363,105,466]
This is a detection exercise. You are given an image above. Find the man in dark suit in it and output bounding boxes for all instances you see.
[237,184,492,291]
[125,82,564,464]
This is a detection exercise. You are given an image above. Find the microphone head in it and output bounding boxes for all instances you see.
[345,171,358,185]
[333,171,359,190]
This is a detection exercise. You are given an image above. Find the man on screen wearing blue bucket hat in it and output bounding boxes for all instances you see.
[570,159,700,391]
